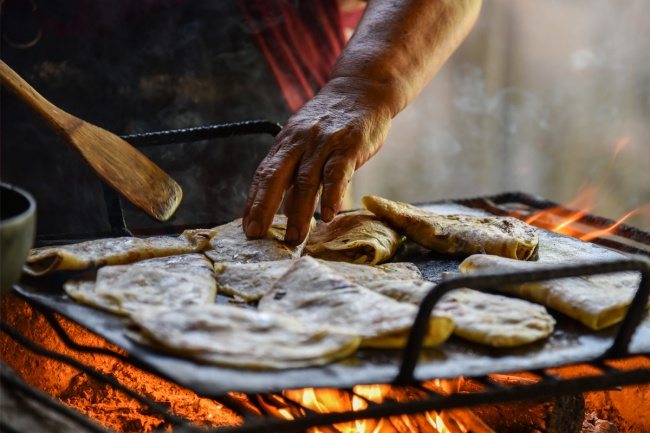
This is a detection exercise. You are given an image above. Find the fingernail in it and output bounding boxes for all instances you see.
[321,207,334,222]
[285,226,299,243]
[246,220,262,238]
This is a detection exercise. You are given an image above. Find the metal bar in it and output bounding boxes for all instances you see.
[606,266,650,357]
[34,304,132,363]
[101,182,133,237]
[457,192,650,244]
[396,259,650,384]
[179,365,650,433]
[121,120,282,147]
[0,321,191,429]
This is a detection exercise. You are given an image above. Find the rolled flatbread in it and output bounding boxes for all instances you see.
[203,215,313,263]
[305,210,402,265]
[361,195,538,260]
[214,258,423,302]
[64,254,216,316]
[258,257,454,348]
[24,229,216,276]
[128,304,361,370]
[458,254,644,330]
[367,280,555,347]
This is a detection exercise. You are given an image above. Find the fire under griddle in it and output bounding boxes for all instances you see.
[11,201,650,398]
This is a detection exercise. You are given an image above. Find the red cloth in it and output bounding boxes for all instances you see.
[240,0,350,112]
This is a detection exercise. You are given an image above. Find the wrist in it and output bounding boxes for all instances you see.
[322,76,403,120]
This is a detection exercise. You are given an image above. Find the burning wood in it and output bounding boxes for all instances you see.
[582,412,618,433]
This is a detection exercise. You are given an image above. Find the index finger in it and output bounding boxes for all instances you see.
[243,150,297,239]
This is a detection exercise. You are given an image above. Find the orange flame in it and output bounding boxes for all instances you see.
[612,136,631,159]
[281,385,460,432]
[521,137,649,241]
[580,204,650,242]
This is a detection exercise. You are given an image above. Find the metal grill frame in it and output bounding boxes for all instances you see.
[2,258,649,432]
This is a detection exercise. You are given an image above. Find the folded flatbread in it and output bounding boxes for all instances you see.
[215,258,424,302]
[64,254,216,316]
[367,280,555,347]
[203,215,313,264]
[361,195,538,260]
[458,254,644,330]
[128,304,361,369]
[305,210,402,265]
[258,257,454,348]
[24,229,216,276]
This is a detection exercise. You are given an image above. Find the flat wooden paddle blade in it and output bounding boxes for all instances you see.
[70,122,183,221]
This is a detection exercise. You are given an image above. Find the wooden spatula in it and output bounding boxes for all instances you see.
[0,60,182,222]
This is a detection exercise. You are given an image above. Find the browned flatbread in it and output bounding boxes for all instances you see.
[459,254,644,330]
[361,195,538,260]
[128,304,361,370]
[258,257,454,348]
[214,258,423,302]
[203,215,313,263]
[24,229,216,276]
[366,280,555,347]
[304,210,402,265]
[64,253,216,316]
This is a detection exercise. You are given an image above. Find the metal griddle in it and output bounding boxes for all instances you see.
[12,203,650,398]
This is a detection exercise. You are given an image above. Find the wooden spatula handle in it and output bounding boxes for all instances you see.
[0,60,73,132]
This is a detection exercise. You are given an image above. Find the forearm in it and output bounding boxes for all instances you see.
[243,0,481,244]
[330,0,482,117]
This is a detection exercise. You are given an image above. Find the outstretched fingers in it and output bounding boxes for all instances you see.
[319,156,355,222]
[282,154,324,245]
[243,150,296,239]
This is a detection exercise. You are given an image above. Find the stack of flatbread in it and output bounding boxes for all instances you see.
[257,257,454,348]
[128,305,361,369]
[214,258,423,302]
[64,254,217,316]
[29,195,638,369]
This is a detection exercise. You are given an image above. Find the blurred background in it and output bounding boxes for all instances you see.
[349,0,650,230]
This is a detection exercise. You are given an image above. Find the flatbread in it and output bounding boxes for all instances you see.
[458,254,644,330]
[203,215,313,263]
[128,304,361,370]
[24,229,216,276]
[214,259,424,302]
[361,195,538,260]
[64,254,216,316]
[304,210,402,265]
[258,257,454,348]
[366,280,555,347]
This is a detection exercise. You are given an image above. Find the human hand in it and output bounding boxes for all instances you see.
[242,77,392,246]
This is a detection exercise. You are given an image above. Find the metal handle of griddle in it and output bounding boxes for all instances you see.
[101,120,283,237]
[121,120,283,147]
[394,258,650,385]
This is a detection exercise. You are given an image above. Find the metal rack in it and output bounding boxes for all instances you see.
[2,258,649,432]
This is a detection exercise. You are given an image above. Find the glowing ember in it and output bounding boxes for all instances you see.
[0,294,242,433]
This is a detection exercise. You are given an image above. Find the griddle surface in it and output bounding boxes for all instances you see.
[13,203,650,397]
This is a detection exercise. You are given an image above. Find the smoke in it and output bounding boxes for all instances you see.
[351,0,650,230]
